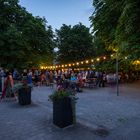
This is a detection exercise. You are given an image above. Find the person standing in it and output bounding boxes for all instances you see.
[0,72,16,100]
[27,70,33,88]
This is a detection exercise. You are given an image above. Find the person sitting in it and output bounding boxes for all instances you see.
[70,74,81,92]
[77,73,84,88]
[56,76,64,90]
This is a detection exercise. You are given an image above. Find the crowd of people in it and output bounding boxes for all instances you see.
[0,68,139,100]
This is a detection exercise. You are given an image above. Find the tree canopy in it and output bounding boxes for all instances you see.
[55,23,94,64]
[1,0,140,71]
[90,0,140,71]
[90,0,140,60]
[0,0,54,69]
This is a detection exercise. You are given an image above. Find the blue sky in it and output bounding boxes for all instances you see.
[19,0,93,30]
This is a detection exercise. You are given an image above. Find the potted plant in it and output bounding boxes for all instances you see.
[18,83,31,105]
[49,89,78,128]
[13,81,32,105]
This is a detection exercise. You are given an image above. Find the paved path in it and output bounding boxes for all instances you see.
[0,81,140,140]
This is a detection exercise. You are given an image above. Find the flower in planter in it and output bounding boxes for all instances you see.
[49,88,78,102]
[12,80,31,94]
[12,79,32,105]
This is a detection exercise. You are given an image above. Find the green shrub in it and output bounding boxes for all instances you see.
[49,89,77,102]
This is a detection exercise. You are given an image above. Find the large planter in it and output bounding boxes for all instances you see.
[18,87,31,105]
[53,97,75,128]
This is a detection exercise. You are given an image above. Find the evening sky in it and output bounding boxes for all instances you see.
[19,0,93,30]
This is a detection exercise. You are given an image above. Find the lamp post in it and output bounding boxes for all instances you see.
[116,52,119,96]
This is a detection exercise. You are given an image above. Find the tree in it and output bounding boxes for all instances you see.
[90,0,140,71]
[55,23,94,64]
[90,0,123,49]
[115,0,140,60]
[0,0,54,69]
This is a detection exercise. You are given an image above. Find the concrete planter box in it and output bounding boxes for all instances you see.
[53,97,75,128]
[18,87,31,105]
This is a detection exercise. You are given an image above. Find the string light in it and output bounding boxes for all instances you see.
[132,60,140,65]
[125,56,128,60]
[40,66,44,69]
[136,60,140,64]
[41,55,111,69]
